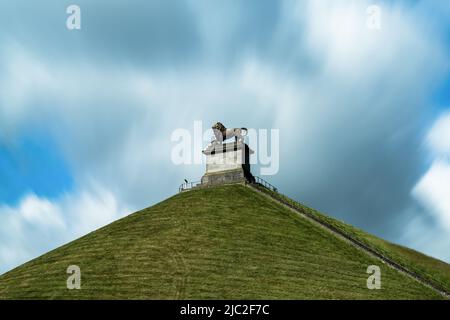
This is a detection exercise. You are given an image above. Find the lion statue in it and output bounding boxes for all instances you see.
[211,121,248,144]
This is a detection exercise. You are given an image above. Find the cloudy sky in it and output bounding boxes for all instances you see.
[0,0,450,274]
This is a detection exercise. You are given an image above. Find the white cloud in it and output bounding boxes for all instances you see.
[64,185,132,236]
[399,211,450,263]
[19,194,65,228]
[0,186,131,274]
[426,112,450,157]
[413,160,450,230]
[405,112,450,262]
[412,112,450,231]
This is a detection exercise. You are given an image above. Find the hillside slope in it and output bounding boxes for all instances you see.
[251,184,450,295]
[0,184,448,299]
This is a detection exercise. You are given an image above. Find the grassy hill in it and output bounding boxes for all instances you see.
[0,184,449,299]
[252,184,450,295]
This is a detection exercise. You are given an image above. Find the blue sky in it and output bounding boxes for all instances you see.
[0,0,450,274]
[0,134,73,205]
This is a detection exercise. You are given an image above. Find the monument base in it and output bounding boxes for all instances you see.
[201,168,255,187]
[199,141,255,188]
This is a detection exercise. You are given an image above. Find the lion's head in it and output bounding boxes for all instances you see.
[212,122,226,133]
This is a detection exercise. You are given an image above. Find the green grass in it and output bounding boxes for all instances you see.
[0,184,447,299]
[252,184,450,294]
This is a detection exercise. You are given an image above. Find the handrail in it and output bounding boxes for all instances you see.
[252,176,278,193]
[179,181,201,192]
[178,176,279,193]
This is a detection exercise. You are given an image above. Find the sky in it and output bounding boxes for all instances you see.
[0,0,450,274]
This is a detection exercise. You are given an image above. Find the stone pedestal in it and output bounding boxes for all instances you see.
[201,141,255,186]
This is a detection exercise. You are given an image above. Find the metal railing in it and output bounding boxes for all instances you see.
[178,176,278,193]
[252,176,278,193]
[179,181,201,192]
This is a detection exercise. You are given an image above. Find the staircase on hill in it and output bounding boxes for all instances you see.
[246,181,450,298]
